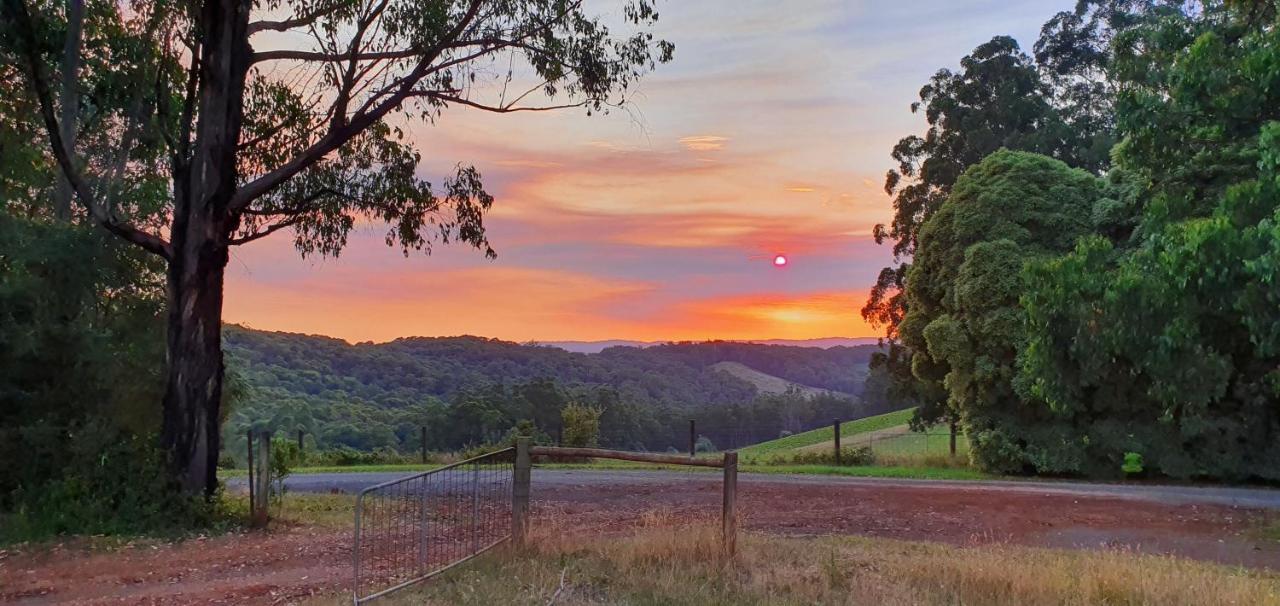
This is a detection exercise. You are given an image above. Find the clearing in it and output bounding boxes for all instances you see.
[709,361,854,398]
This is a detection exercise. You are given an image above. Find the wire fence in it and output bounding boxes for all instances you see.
[352,448,514,603]
[844,430,968,459]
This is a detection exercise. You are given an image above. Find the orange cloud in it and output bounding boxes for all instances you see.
[678,135,730,151]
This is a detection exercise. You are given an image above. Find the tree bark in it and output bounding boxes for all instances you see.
[160,0,250,497]
[53,0,83,221]
[161,238,228,496]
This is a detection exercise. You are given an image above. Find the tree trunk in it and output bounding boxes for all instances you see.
[160,0,250,497]
[161,237,228,496]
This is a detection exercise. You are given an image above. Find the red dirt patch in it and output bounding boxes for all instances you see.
[3,480,1277,604]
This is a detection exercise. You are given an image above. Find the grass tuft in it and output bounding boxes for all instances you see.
[371,522,1280,606]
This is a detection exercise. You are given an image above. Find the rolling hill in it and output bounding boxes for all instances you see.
[709,361,855,399]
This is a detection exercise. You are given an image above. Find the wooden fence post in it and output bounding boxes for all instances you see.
[689,420,696,457]
[512,437,531,547]
[421,426,428,464]
[297,429,304,455]
[833,418,841,465]
[721,451,737,559]
[252,430,271,527]
[246,429,254,522]
[950,420,958,457]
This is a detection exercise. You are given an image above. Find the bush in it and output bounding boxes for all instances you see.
[776,446,876,467]
[1,421,231,544]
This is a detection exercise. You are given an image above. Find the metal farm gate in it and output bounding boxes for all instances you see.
[352,448,515,603]
[351,439,737,603]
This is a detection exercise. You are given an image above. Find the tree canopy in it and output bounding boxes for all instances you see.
[900,150,1103,472]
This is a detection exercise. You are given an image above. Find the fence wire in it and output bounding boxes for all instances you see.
[353,448,514,603]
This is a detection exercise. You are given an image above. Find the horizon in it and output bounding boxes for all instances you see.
[223,0,1068,344]
[227,322,880,348]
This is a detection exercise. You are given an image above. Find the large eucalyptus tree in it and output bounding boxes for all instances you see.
[2,0,672,496]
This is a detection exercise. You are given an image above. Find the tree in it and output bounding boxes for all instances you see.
[560,402,600,448]
[900,150,1103,472]
[1019,2,1280,479]
[862,36,1061,434]
[2,0,673,496]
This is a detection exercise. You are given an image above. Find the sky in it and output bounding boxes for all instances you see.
[224,0,1072,344]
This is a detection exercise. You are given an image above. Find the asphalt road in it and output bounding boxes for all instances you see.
[225,468,1280,510]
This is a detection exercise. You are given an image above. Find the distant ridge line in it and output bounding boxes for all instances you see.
[543,337,881,354]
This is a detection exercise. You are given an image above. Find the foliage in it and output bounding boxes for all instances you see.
[561,403,602,449]
[221,327,882,455]
[1122,452,1144,476]
[694,435,716,453]
[1018,3,1280,480]
[0,421,229,544]
[901,150,1103,473]
[783,446,875,467]
[269,437,301,504]
[862,2,1176,436]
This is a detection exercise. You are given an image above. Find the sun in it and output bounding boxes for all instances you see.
[773,254,788,267]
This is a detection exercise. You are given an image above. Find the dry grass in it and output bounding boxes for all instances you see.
[361,514,1280,606]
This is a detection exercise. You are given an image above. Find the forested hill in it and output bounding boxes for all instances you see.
[222,326,883,453]
[224,325,875,408]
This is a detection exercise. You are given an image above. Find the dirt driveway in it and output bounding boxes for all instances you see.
[3,476,1278,604]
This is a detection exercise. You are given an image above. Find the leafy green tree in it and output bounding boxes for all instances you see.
[862,36,1090,436]
[2,0,673,496]
[560,402,602,448]
[865,37,1055,328]
[901,150,1104,472]
[1020,3,1280,479]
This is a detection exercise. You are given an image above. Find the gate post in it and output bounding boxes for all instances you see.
[252,430,271,527]
[512,437,531,547]
[721,451,738,559]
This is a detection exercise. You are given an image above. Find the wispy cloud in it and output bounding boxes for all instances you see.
[678,135,730,152]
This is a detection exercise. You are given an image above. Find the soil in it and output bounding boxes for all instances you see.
[3,479,1277,604]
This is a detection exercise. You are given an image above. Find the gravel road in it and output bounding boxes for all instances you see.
[226,468,1280,509]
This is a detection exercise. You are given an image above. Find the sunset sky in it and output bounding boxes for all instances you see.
[225,0,1071,344]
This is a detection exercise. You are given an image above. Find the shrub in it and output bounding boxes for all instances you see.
[1,421,230,544]
[780,446,876,467]
[1122,452,1145,477]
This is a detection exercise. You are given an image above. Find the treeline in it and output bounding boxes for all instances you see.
[223,327,891,457]
[871,1,1280,481]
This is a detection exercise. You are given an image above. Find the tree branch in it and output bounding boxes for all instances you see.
[2,0,173,260]
[228,216,302,245]
[229,0,486,212]
[414,91,589,113]
[247,3,345,35]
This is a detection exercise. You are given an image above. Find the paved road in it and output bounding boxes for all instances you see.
[226,468,1280,510]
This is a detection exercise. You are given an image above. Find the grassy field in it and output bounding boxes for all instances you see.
[737,408,915,457]
[351,521,1280,606]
